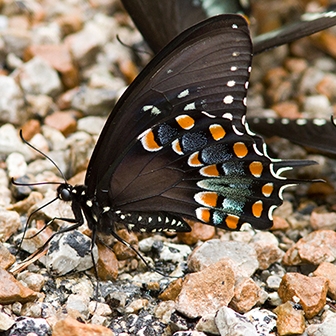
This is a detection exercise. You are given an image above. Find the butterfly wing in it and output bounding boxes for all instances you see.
[120,0,249,53]
[249,117,336,155]
[86,15,313,233]
[253,10,336,54]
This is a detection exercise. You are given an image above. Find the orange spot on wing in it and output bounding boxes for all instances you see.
[226,214,239,229]
[233,142,248,158]
[142,130,161,151]
[176,115,195,130]
[200,165,220,177]
[189,152,202,166]
[197,192,218,207]
[262,183,273,197]
[252,200,263,218]
[249,161,263,177]
[196,208,211,223]
[209,124,226,141]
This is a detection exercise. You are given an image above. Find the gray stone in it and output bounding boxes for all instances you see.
[2,28,31,57]
[215,307,258,336]
[77,116,106,135]
[0,76,26,125]
[6,152,27,178]
[66,294,90,317]
[0,311,14,331]
[46,231,98,276]
[188,239,259,277]
[303,95,333,119]
[8,317,51,336]
[307,311,336,336]
[20,57,62,97]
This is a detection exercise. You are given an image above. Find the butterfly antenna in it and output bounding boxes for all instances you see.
[19,130,67,182]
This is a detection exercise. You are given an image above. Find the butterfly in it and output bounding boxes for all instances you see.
[18,14,315,262]
[250,117,336,155]
[120,0,336,55]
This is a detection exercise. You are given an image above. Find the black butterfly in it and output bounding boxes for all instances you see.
[121,0,336,55]
[19,15,314,260]
[250,117,336,155]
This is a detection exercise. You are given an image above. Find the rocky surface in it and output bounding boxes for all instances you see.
[0,0,336,335]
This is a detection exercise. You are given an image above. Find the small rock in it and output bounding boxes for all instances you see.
[17,271,45,292]
[271,216,290,230]
[8,317,50,336]
[2,28,31,58]
[0,267,38,304]
[266,275,283,290]
[283,230,336,266]
[230,277,267,313]
[124,299,148,313]
[187,239,259,277]
[77,116,106,135]
[44,110,77,136]
[70,86,118,116]
[25,94,54,119]
[66,294,90,318]
[313,262,336,300]
[0,208,21,242]
[24,44,79,89]
[271,101,301,119]
[215,306,258,336]
[195,313,219,335]
[303,95,333,119]
[274,301,305,336]
[21,119,41,141]
[8,191,43,214]
[19,57,62,97]
[278,272,328,319]
[0,76,26,125]
[46,231,98,276]
[316,74,336,101]
[244,308,277,335]
[175,258,235,318]
[6,152,27,178]
[310,207,336,231]
[154,300,175,324]
[0,243,15,269]
[52,316,114,336]
[96,242,118,281]
[251,231,284,270]
[158,278,183,301]
[112,229,138,260]
[0,311,15,331]
[173,332,207,336]
[177,219,215,245]
[306,311,336,336]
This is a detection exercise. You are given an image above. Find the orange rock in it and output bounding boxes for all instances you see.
[175,258,235,318]
[96,243,118,281]
[270,216,290,231]
[274,301,305,336]
[21,119,41,141]
[271,101,301,119]
[52,316,114,336]
[44,110,77,136]
[0,267,38,304]
[313,262,336,300]
[283,230,336,266]
[278,272,328,319]
[177,219,215,245]
[0,243,15,269]
[230,277,265,313]
[158,278,183,301]
[24,44,79,89]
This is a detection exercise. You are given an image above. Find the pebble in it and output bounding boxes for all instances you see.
[6,152,27,178]
[52,316,114,336]
[187,239,259,277]
[66,294,90,318]
[306,311,336,336]
[8,317,51,336]
[302,94,333,118]
[158,278,183,301]
[46,231,98,276]
[154,300,176,324]
[0,76,25,125]
[0,243,15,269]
[0,311,15,331]
[278,272,328,319]
[177,219,215,245]
[175,258,235,318]
[77,116,106,135]
[283,230,336,266]
[195,313,219,335]
[215,306,259,336]
[17,271,45,292]
[310,207,336,231]
[44,110,77,136]
[313,262,336,300]
[0,208,21,242]
[96,242,118,281]
[250,231,284,270]
[0,267,38,304]
[230,277,267,313]
[274,301,305,336]
[19,56,62,97]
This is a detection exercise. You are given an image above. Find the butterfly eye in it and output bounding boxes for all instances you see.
[58,186,72,202]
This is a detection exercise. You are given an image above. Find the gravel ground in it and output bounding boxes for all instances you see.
[1,1,336,335]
